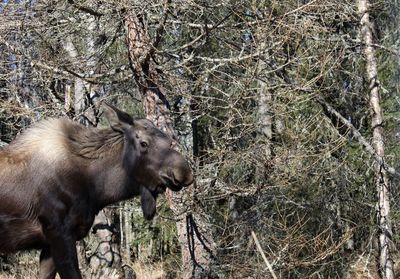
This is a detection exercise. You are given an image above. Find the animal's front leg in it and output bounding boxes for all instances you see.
[40,218,82,279]
[39,246,57,279]
[46,233,82,279]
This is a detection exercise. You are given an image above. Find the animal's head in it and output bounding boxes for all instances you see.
[103,103,193,219]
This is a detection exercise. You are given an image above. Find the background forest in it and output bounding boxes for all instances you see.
[0,0,399,278]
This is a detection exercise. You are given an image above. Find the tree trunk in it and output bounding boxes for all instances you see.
[86,209,122,279]
[358,1,394,278]
[125,8,216,278]
[63,19,100,126]
[255,41,274,184]
[64,17,122,278]
[256,44,273,161]
[63,37,87,125]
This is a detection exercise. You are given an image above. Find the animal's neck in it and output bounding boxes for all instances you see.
[64,122,141,210]
[89,147,140,211]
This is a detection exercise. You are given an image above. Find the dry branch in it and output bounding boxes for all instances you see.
[315,96,400,178]
[251,231,278,279]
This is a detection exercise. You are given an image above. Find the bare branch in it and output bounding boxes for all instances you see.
[195,50,263,63]
[31,61,132,83]
[315,96,400,178]
[67,0,104,17]
[251,231,278,279]
[150,0,171,54]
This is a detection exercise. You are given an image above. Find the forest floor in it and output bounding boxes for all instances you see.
[0,252,165,279]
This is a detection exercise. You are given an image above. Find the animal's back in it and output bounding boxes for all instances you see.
[0,123,56,207]
[0,119,73,253]
[0,118,81,195]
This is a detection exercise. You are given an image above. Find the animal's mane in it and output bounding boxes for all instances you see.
[64,121,124,159]
[4,118,124,161]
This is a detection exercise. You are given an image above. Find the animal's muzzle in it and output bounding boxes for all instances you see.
[160,169,193,192]
[160,150,194,191]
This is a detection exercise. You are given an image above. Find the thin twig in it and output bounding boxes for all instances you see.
[251,231,278,279]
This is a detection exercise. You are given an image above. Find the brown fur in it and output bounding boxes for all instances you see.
[0,104,193,279]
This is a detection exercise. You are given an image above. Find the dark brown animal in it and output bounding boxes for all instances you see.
[0,103,193,279]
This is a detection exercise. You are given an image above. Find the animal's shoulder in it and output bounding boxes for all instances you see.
[6,118,79,163]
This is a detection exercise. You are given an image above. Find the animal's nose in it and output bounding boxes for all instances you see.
[173,156,193,187]
[163,152,194,190]
[172,168,193,188]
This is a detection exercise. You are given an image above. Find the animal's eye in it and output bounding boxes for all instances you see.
[140,141,148,149]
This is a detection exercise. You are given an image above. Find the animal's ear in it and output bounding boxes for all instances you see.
[102,102,134,132]
[140,187,157,220]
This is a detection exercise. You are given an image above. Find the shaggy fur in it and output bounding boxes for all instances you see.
[0,104,193,279]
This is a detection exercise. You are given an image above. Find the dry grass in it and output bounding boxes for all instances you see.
[129,261,165,279]
[0,253,167,279]
[0,252,39,279]
[345,254,379,279]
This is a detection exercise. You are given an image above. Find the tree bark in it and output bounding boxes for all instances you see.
[63,37,87,124]
[358,1,394,278]
[64,16,122,278]
[63,18,100,126]
[255,40,274,187]
[86,209,122,279]
[125,7,216,278]
[123,201,132,263]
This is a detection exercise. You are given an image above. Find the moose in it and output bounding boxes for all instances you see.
[0,103,193,279]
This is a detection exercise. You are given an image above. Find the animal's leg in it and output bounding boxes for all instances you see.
[39,247,57,279]
[40,218,82,279]
[46,233,82,279]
